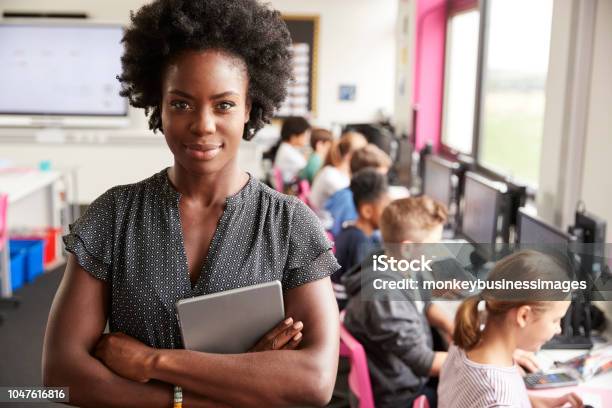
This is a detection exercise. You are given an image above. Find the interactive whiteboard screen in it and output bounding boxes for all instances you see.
[0,24,127,116]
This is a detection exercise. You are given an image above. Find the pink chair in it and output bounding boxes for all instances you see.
[296,179,311,206]
[272,167,284,192]
[0,193,7,252]
[412,395,430,408]
[325,230,335,254]
[339,311,375,408]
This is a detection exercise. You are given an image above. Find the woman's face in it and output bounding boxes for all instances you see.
[161,50,251,175]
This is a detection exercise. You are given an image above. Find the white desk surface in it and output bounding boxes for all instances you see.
[0,169,62,203]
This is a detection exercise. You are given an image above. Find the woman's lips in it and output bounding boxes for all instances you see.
[184,143,222,160]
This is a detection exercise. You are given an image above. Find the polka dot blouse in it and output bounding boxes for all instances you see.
[63,168,340,349]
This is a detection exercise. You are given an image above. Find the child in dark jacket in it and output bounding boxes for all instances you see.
[332,168,390,308]
[342,196,454,408]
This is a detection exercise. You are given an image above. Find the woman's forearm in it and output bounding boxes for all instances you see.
[43,349,228,408]
[150,347,334,407]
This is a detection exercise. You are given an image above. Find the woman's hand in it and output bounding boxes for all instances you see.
[530,393,584,408]
[249,317,303,352]
[94,332,158,383]
[513,348,540,374]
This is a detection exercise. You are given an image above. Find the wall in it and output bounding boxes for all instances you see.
[579,0,612,242]
[411,0,446,151]
[394,0,416,137]
[0,0,398,202]
[538,0,611,242]
[0,0,397,129]
[271,0,397,128]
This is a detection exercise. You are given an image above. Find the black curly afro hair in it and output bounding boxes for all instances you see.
[117,0,293,140]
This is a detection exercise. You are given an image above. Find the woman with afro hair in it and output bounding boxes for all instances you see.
[42,1,340,406]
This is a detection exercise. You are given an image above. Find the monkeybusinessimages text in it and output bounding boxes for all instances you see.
[371,254,587,294]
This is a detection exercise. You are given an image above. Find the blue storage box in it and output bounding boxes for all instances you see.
[9,250,26,291]
[10,239,44,283]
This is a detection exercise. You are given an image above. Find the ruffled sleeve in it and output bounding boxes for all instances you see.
[62,188,117,282]
[282,199,340,290]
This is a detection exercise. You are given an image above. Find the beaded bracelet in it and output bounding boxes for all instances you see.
[173,385,183,408]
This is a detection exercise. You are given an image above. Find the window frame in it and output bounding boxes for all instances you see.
[440,2,481,160]
[440,0,548,197]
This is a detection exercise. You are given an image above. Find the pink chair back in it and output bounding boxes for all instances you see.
[412,395,430,408]
[339,311,375,408]
[296,179,311,206]
[272,167,284,192]
[0,193,7,251]
[326,231,336,254]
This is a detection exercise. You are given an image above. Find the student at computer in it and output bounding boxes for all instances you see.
[438,250,584,408]
[324,144,392,236]
[332,168,390,308]
[309,131,367,213]
[300,128,333,184]
[42,1,340,407]
[342,196,455,408]
[273,116,311,184]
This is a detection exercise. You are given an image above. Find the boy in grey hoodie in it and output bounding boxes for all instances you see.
[342,196,454,408]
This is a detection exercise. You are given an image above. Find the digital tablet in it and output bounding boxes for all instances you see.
[175,280,285,354]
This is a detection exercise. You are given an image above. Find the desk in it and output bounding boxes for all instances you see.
[532,347,612,407]
[0,168,70,298]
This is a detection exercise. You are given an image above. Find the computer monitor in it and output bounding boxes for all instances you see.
[517,208,576,245]
[461,171,508,259]
[389,135,412,187]
[423,155,457,210]
[0,21,128,127]
[343,123,393,156]
[517,208,593,349]
[569,210,608,284]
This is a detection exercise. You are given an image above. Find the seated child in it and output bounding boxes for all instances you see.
[300,128,333,183]
[438,250,584,408]
[309,131,367,212]
[332,168,391,308]
[325,144,391,236]
[342,196,455,408]
[273,116,311,184]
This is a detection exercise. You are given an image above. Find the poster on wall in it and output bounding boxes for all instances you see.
[277,16,319,119]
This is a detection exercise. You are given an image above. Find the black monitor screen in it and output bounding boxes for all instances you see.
[517,209,573,244]
[462,172,502,245]
[423,156,453,209]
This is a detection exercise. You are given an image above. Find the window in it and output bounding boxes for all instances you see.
[441,9,480,154]
[478,0,553,186]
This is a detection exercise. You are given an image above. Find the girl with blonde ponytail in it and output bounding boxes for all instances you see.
[438,250,584,408]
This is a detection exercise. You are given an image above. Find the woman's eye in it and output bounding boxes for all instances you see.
[170,100,190,110]
[217,101,235,111]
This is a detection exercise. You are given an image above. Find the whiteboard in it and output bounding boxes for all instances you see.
[0,23,127,116]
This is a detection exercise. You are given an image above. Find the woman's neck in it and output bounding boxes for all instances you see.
[467,320,516,367]
[168,161,248,206]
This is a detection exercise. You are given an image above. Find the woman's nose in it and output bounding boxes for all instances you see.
[190,107,216,135]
